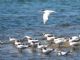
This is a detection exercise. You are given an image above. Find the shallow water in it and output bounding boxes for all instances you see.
[0,0,80,60]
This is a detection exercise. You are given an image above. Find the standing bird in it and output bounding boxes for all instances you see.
[56,50,71,56]
[42,10,56,24]
[41,47,54,55]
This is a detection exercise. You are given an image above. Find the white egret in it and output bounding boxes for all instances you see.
[42,10,56,24]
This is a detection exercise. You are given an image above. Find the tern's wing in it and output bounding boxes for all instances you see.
[43,13,50,24]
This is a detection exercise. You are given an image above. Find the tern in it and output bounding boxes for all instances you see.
[42,10,56,24]
[56,50,71,56]
[41,47,54,54]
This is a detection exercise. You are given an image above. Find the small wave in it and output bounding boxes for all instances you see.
[0,14,28,17]
[17,0,49,2]
[56,23,71,28]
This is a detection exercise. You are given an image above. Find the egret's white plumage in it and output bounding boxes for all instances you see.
[42,10,56,24]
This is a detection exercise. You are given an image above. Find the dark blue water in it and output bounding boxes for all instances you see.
[0,0,80,60]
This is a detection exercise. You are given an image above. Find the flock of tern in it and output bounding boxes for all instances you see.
[0,10,80,56]
[7,33,80,56]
